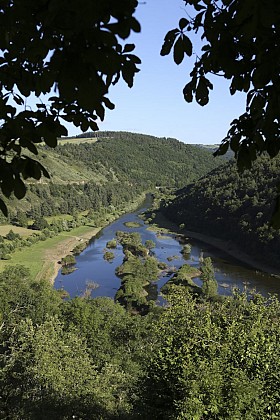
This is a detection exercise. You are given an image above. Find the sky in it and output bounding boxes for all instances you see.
[73,0,246,145]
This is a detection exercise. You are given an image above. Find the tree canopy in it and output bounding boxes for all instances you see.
[1,0,280,214]
[162,0,280,169]
[0,0,140,214]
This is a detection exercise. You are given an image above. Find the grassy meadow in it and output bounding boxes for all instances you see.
[0,225,101,282]
[0,225,34,238]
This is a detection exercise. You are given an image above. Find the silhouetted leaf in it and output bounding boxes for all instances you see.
[230,135,241,153]
[0,198,7,217]
[130,17,141,33]
[183,82,194,103]
[179,18,189,30]
[103,97,115,110]
[123,44,135,53]
[195,77,210,106]
[214,141,229,156]
[182,34,193,56]
[13,94,24,106]
[14,177,26,199]
[161,29,178,56]
[237,145,251,171]
[173,37,185,65]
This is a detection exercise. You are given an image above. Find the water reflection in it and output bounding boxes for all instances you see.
[54,197,280,299]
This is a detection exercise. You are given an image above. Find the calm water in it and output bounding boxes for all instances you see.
[54,196,280,300]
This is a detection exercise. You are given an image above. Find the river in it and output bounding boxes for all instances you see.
[54,195,280,300]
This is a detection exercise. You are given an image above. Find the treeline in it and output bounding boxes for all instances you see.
[3,132,224,220]
[55,132,224,189]
[161,154,280,267]
[1,261,280,418]
[0,180,142,228]
[27,181,141,219]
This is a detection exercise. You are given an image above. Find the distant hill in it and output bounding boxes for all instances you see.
[4,132,225,219]
[55,131,225,187]
[162,154,280,267]
[195,143,234,159]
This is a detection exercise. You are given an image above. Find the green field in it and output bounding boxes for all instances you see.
[0,193,147,282]
[0,225,34,238]
[0,225,100,281]
[57,137,98,145]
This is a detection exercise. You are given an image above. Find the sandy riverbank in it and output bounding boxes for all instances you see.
[40,227,103,284]
[39,195,149,284]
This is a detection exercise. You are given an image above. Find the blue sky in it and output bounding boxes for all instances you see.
[75,0,246,144]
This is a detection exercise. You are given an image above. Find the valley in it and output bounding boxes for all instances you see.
[1,131,280,419]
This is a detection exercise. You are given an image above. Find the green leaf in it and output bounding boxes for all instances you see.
[250,93,266,118]
[81,120,89,132]
[23,159,41,179]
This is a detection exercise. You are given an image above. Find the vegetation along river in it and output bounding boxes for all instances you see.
[54,195,280,300]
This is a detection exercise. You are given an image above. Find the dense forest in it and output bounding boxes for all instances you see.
[1,258,280,419]
[0,132,226,273]
[161,154,280,267]
[56,131,223,190]
[1,0,280,416]
[2,132,224,221]
[2,133,280,419]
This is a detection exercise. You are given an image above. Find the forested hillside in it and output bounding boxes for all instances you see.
[162,155,280,267]
[3,132,224,221]
[1,264,280,419]
[58,131,223,188]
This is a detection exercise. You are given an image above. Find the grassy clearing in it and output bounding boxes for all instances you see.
[45,214,73,223]
[0,225,35,238]
[57,137,98,145]
[0,193,148,282]
[45,210,89,223]
[0,225,101,281]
